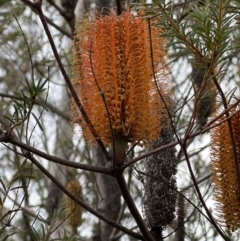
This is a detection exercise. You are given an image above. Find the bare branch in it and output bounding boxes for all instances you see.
[26,153,144,240]
[21,0,72,38]
[116,173,154,241]
[0,132,111,175]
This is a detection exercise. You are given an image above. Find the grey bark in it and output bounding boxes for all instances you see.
[45,86,72,220]
[45,0,79,219]
[173,193,185,241]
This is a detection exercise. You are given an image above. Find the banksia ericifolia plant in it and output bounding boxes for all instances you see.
[210,105,240,231]
[65,180,83,234]
[71,9,171,165]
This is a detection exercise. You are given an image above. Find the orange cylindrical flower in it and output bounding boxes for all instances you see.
[210,105,240,231]
[71,10,171,163]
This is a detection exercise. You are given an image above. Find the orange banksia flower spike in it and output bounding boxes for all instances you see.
[210,105,240,231]
[71,9,171,165]
[65,180,83,234]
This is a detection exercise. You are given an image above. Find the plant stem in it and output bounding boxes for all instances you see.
[116,173,154,241]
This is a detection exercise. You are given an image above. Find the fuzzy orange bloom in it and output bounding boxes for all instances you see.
[210,106,240,231]
[71,9,171,163]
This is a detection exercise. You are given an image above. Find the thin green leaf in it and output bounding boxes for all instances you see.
[0,178,7,193]
[31,112,44,132]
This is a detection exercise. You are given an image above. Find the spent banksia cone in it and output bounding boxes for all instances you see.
[71,9,171,164]
[65,180,83,233]
[210,105,240,231]
[143,97,177,235]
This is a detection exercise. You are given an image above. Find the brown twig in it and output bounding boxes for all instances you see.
[116,0,122,15]
[109,168,132,240]
[116,173,154,241]
[46,0,77,35]
[24,153,144,240]
[180,141,230,241]
[0,132,111,175]
[21,0,72,38]
[1,104,238,240]
[121,93,240,169]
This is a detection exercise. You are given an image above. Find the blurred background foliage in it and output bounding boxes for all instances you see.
[0,0,240,240]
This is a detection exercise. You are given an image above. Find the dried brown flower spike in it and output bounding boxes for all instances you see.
[65,180,83,234]
[71,9,171,165]
[210,106,240,231]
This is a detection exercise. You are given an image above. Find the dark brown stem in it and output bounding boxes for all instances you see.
[116,173,154,241]
[116,0,122,15]
[181,142,230,241]
[21,0,72,38]
[0,132,111,175]
[109,168,132,239]
[25,153,144,240]
[46,0,76,35]
[122,100,240,169]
